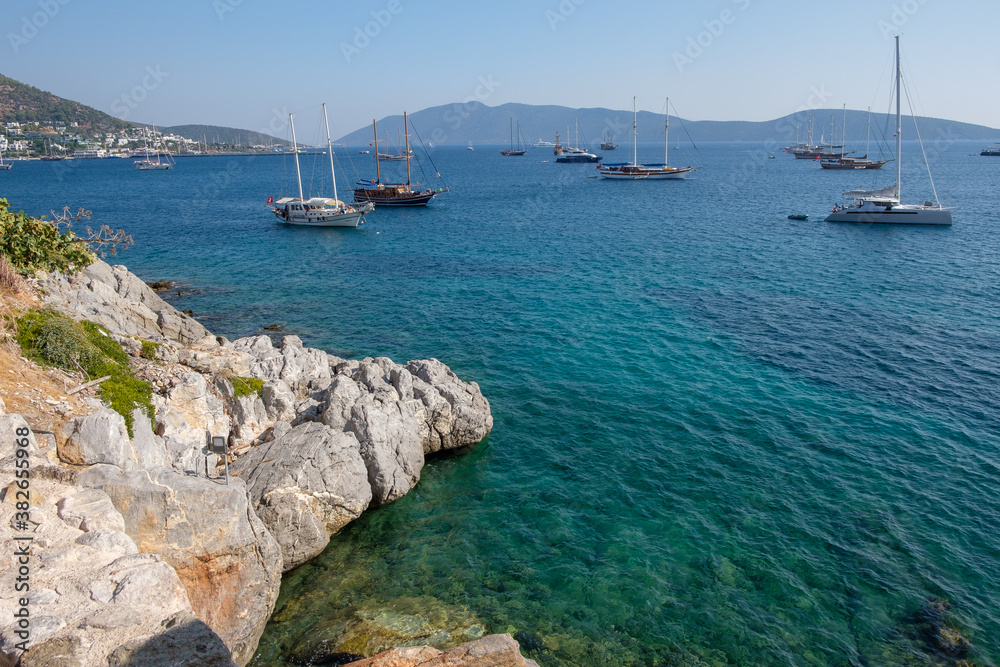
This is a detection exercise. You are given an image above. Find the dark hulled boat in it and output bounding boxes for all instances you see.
[353,112,447,207]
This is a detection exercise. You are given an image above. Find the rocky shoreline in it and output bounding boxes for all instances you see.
[0,260,537,666]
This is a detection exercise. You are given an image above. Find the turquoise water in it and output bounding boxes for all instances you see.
[4,142,1000,665]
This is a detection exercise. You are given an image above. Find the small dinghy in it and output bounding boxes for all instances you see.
[787,214,809,220]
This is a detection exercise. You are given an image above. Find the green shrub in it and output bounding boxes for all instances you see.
[139,339,162,361]
[0,198,95,275]
[16,309,153,436]
[232,376,264,399]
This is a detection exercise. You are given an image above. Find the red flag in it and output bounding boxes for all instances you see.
[266,196,273,203]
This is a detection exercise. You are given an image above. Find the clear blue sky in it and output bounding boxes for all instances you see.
[2,0,996,143]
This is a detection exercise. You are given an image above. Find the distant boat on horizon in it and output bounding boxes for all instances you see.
[500,118,527,156]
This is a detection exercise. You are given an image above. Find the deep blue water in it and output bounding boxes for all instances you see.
[4,141,999,665]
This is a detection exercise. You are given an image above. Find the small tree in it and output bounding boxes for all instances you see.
[0,199,133,276]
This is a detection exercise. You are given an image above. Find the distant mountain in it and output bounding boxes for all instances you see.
[336,102,1000,148]
[0,73,132,132]
[156,124,289,147]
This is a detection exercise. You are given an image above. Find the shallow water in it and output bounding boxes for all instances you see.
[5,140,999,665]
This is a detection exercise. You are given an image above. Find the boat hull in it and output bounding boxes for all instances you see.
[271,205,371,228]
[556,154,600,163]
[0,164,11,171]
[826,207,952,225]
[499,150,526,156]
[353,188,438,207]
[598,164,693,179]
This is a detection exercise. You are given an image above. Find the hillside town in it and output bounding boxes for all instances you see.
[0,120,279,158]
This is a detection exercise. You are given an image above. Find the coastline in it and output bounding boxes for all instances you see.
[0,258,539,666]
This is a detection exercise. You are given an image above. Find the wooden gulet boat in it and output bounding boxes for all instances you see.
[353,112,447,207]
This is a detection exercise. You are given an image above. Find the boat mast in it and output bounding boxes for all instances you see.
[633,96,638,166]
[841,104,847,158]
[510,118,514,150]
[895,34,902,201]
[322,103,338,202]
[372,119,381,183]
[664,97,670,166]
[289,113,303,201]
[865,106,872,159]
[404,111,411,186]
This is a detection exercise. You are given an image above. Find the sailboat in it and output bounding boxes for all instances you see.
[134,124,174,170]
[598,97,695,179]
[500,119,526,156]
[821,105,889,170]
[354,112,448,207]
[0,145,11,170]
[600,132,618,151]
[268,104,374,227]
[826,36,952,225]
[377,129,411,161]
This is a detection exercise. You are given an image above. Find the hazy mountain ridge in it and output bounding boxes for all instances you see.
[335,102,1000,148]
[157,124,290,147]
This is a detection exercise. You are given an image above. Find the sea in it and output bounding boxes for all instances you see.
[3,140,999,666]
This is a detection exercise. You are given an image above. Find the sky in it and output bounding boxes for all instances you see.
[2,0,997,144]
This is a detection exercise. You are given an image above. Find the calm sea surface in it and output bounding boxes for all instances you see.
[4,141,999,665]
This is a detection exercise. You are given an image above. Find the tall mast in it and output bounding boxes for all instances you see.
[323,103,338,202]
[865,106,872,158]
[633,96,638,165]
[372,119,381,183]
[404,111,411,186]
[664,97,670,166]
[841,104,847,158]
[289,113,303,201]
[510,118,513,149]
[895,34,902,201]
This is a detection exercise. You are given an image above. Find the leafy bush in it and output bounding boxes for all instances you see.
[139,339,162,361]
[0,198,95,275]
[16,309,154,436]
[232,376,264,399]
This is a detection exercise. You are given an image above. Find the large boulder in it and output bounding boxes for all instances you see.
[58,406,135,469]
[37,259,210,344]
[0,466,231,667]
[154,373,230,473]
[405,360,493,454]
[347,394,424,506]
[79,465,282,665]
[231,421,372,571]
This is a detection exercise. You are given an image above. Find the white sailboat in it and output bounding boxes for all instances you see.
[0,145,11,170]
[268,104,374,227]
[134,123,174,170]
[598,97,694,179]
[826,36,952,225]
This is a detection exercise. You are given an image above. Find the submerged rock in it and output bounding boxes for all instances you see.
[288,597,487,664]
[339,634,541,667]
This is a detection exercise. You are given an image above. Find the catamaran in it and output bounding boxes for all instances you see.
[354,112,447,207]
[268,104,373,227]
[826,36,952,225]
[598,97,695,179]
